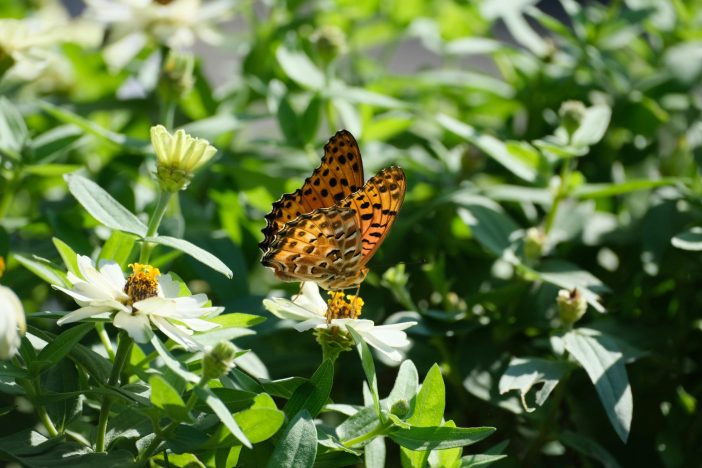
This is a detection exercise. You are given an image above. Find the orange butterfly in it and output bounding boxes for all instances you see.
[260,130,406,290]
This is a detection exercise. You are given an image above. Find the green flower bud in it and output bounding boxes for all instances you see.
[390,399,410,418]
[557,288,587,326]
[311,25,347,65]
[159,50,195,101]
[150,125,217,192]
[202,341,237,381]
[559,100,586,140]
[524,227,546,262]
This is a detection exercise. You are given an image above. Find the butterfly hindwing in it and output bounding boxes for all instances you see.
[259,130,365,252]
[261,206,365,289]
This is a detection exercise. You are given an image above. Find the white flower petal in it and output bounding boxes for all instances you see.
[113,311,152,343]
[158,273,181,298]
[56,305,113,325]
[99,261,127,291]
[292,282,327,316]
[294,317,327,332]
[104,31,147,70]
[150,315,199,350]
[263,297,325,322]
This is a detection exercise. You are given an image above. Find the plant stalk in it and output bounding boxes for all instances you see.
[95,332,133,452]
[138,190,173,264]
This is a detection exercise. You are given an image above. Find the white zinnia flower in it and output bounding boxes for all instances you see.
[0,285,26,360]
[0,4,101,85]
[84,0,234,70]
[263,282,416,362]
[54,255,221,349]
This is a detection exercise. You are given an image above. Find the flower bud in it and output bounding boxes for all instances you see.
[151,125,217,192]
[311,25,347,65]
[557,288,587,326]
[202,341,237,381]
[524,227,546,261]
[559,100,586,140]
[0,285,25,360]
[159,50,195,101]
[390,399,410,418]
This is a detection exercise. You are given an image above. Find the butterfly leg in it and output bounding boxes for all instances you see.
[351,284,362,319]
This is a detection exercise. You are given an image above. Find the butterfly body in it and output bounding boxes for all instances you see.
[260,130,405,290]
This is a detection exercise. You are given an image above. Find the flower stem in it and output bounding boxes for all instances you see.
[138,190,173,264]
[543,159,573,235]
[95,322,115,360]
[95,332,133,453]
[36,405,59,437]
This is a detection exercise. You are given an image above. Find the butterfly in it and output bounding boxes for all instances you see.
[259,130,406,290]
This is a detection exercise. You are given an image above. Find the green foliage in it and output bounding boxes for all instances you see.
[1,0,701,465]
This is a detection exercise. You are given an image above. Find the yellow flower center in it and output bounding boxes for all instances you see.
[0,256,5,279]
[326,291,364,322]
[124,263,160,305]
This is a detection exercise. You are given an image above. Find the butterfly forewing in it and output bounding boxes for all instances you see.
[259,130,364,252]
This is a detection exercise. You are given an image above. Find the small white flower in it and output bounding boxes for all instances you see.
[0,285,26,360]
[84,0,234,70]
[54,255,221,349]
[263,282,416,362]
[0,5,101,85]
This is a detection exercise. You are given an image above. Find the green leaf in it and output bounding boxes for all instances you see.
[33,323,93,375]
[40,101,146,150]
[574,178,679,199]
[150,335,200,384]
[196,386,251,448]
[460,453,508,467]
[267,410,317,468]
[347,326,381,416]
[454,198,520,257]
[337,406,379,446]
[284,359,334,419]
[498,357,572,411]
[65,173,148,237]
[563,328,632,443]
[235,404,285,444]
[0,96,28,160]
[42,359,81,432]
[572,104,611,147]
[276,46,325,90]
[437,114,538,182]
[30,125,83,163]
[145,235,233,278]
[390,425,495,451]
[672,227,702,251]
[434,421,462,467]
[52,238,80,278]
[208,313,266,328]
[14,254,69,287]
[149,375,190,422]
[98,231,137,268]
[401,363,445,468]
